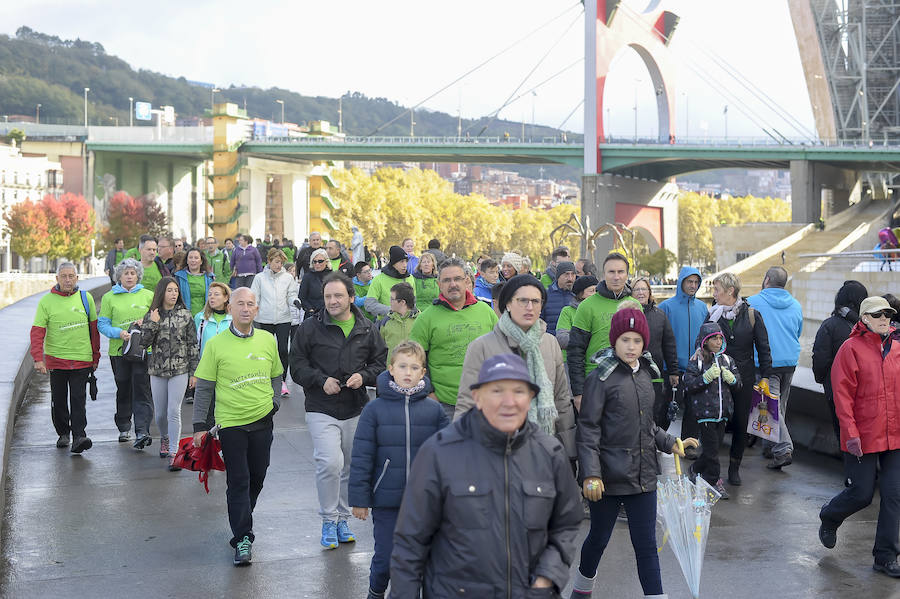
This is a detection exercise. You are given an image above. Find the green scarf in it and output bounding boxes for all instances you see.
[497,311,558,435]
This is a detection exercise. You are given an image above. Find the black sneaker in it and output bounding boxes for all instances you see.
[767,452,793,470]
[367,590,386,599]
[683,446,699,460]
[818,519,837,549]
[873,560,900,578]
[56,434,69,448]
[133,434,152,450]
[70,436,92,454]
[233,535,252,566]
[762,446,774,459]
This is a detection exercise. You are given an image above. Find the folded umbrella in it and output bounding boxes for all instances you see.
[87,372,98,401]
[172,430,226,493]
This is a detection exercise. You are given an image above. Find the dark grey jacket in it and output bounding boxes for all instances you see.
[577,349,675,495]
[391,410,582,597]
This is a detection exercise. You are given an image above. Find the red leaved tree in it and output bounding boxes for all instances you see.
[41,194,70,260]
[40,193,96,261]
[103,191,168,250]
[4,199,50,261]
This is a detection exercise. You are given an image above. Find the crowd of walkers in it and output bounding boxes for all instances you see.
[30,229,900,597]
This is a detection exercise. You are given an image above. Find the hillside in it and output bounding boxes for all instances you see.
[0,26,581,146]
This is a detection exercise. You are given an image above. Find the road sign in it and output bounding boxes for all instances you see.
[135,102,152,121]
[162,105,175,125]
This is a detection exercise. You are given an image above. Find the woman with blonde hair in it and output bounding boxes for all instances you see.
[194,281,232,429]
[251,248,300,396]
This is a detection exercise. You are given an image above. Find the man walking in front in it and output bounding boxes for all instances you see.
[30,263,100,453]
[192,287,283,566]
[748,266,803,469]
[291,273,387,549]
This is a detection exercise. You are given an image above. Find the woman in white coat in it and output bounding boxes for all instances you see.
[251,248,300,396]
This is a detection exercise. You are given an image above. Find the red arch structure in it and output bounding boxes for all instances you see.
[584,0,680,175]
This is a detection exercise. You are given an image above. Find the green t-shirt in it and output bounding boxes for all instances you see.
[187,273,207,316]
[193,329,283,429]
[331,313,356,337]
[409,300,498,406]
[330,257,342,273]
[142,261,162,294]
[368,272,415,308]
[556,304,576,363]
[125,247,140,261]
[99,286,154,356]
[572,290,635,375]
[206,250,231,283]
[33,289,97,362]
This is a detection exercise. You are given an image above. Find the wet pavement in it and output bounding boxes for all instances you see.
[2,337,898,598]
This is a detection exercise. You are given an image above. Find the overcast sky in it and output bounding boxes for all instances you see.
[1,0,815,140]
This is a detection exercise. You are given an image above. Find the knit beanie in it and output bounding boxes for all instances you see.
[572,276,598,297]
[609,307,650,347]
[500,252,524,275]
[497,274,546,312]
[555,261,576,280]
[388,245,408,267]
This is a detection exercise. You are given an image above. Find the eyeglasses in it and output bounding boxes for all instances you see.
[867,310,894,319]
[513,297,542,308]
[312,259,327,264]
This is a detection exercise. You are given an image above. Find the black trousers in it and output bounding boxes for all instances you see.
[49,368,90,438]
[219,421,274,547]
[677,382,700,443]
[652,381,674,431]
[696,420,727,484]
[233,274,255,289]
[110,356,153,435]
[255,322,290,382]
[821,449,900,563]
[729,366,755,462]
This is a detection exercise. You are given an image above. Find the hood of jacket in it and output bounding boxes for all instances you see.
[435,290,479,311]
[381,264,408,280]
[596,280,632,300]
[412,270,436,280]
[693,321,727,354]
[386,308,419,323]
[352,276,370,288]
[752,287,796,310]
[375,370,432,402]
[672,266,702,304]
[111,283,146,294]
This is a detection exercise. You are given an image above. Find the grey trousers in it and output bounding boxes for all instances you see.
[763,367,795,457]
[150,373,188,445]
[306,412,359,522]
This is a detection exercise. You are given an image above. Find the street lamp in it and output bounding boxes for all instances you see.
[83,87,90,127]
[211,87,220,112]
[35,103,41,124]
[275,99,284,124]
[633,78,642,144]
[129,96,133,127]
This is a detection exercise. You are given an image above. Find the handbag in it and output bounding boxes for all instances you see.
[747,381,780,443]
[122,323,147,362]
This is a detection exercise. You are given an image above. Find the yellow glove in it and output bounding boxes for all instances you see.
[582,477,605,502]
[722,368,736,385]
[702,364,721,384]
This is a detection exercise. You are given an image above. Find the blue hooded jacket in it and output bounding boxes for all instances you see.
[473,276,495,305]
[348,371,449,508]
[658,266,709,371]
[747,287,802,368]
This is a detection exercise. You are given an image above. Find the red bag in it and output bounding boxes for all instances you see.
[172,433,226,493]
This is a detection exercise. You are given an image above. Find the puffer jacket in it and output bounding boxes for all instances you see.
[707,299,772,384]
[390,409,583,597]
[812,308,857,402]
[140,306,200,378]
[250,265,300,324]
[298,269,327,317]
[831,322,900,454]
[454,321,577,458]
[377,309,419,360]
[577,348,676,495]
[683,322,742,423]
[643,299,679,377]
[541,281,574,335]
[290,304,388,420]
[348,372,448,509]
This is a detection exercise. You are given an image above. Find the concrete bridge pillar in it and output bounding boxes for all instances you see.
[581,174,678,265]
[790,160,860,224]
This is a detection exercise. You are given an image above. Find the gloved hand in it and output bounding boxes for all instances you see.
[582,477,605,502]
[846,437,863,458]
[721,368,736,385]
[702,364,721,384]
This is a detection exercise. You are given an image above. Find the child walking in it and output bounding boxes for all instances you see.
[683,321,742,499]
[349,340,448,599]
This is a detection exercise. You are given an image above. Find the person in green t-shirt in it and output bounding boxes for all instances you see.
[192,287,282,566]
[352,261,375,321]
[204,235,232,284]
[29,262,100,454]
[174,249,214,317]
[98,258,155,444]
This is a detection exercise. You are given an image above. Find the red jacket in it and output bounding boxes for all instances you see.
[831,322,900,454]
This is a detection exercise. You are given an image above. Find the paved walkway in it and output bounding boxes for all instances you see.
[1,337,896,598]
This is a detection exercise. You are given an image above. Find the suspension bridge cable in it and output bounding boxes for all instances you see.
[557,98,584,131]
[365,1,583,137]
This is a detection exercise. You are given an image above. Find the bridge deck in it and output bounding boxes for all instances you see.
[1,337,893,598]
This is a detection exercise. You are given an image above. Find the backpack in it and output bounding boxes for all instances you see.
[122,323,147,362]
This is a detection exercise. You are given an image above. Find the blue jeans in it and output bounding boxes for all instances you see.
[578,491,662,596]
[370,507,400,593]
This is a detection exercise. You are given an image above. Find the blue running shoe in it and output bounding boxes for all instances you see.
[337,519,356,543]
[321,520,339,549]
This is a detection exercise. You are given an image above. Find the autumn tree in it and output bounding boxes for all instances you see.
[103,191,168,249]
[40,193,96,261]
[638,248,677,277]
[4,199,50,261]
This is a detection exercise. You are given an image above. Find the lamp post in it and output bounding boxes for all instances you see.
[275,99,284,124]
[129,96,133,126]
[83,87,90,127]
[35,103,41,124]
[211,87,220,112]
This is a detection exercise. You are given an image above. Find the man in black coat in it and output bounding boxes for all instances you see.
[294,231,323,277]
[290,272,387,550]
[812,280,868,444]
[391,353,582,597]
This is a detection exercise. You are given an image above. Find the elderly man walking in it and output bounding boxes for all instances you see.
[30,263,100,453]
[748,266,803,469]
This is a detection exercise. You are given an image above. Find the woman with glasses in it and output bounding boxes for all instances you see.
[298,248,330,319]
[454,274,576,459]
[819,296,900,578]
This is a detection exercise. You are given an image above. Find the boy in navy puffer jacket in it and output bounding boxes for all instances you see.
[683,321,741,499]
[349,340,448,599]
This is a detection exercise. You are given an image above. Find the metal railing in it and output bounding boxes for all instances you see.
[797,248,900,273]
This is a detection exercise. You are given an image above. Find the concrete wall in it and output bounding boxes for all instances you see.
[241,157,316,241]
[712,223,805,270]
[790,160,860,223]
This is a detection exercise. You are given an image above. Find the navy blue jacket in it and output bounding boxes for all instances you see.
[349,371,449,509]
[541,282,574,335]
